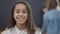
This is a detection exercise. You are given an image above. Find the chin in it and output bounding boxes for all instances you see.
[18,22,25,24]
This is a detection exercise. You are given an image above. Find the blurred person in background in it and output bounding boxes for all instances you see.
[42,7,48,13]
[42,0,60,34]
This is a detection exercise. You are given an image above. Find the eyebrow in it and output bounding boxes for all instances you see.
[22,8,27,10]
[15,9,20,10]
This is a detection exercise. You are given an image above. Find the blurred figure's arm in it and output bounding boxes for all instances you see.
[42,13,49,34]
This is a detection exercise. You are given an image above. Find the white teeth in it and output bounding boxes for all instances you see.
[18,18,24,20]
[16,17,22,19]
[16,16,25,20]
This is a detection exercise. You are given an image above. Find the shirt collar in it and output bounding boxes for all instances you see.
[14,26,27,34]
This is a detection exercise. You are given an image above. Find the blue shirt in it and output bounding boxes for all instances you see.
[42,9,60,34]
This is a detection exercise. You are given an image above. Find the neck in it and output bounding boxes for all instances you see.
[16,23,27,30]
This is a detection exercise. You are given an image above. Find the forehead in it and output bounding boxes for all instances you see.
[15,3,27,9]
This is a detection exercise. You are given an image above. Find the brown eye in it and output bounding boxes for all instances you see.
[15,9,20,13]
[16,10,20,13]
[23,11,26,13]
[23,9,27,13]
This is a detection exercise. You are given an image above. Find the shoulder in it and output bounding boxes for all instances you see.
[1,28,14,34]
[35,27,41,34]
[1,28,11,34]
[46,9,56,14]
[44,9,56,17]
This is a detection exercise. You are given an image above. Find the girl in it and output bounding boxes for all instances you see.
[2,1,41,34]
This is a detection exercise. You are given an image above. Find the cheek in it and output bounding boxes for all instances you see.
[23,14,28,22]
[24,14,28,19]
[13,13,17,19]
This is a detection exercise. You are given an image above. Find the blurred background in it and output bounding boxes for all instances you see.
[0,0,45,31]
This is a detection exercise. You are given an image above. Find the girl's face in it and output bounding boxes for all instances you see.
[13,3,28,24]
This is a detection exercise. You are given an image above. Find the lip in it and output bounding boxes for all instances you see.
[17,19,23,22]
[19,19,23,21]
[17,18,24,20]
[16,16,25,21]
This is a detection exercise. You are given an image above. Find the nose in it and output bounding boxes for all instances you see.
[18,11,23,17]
